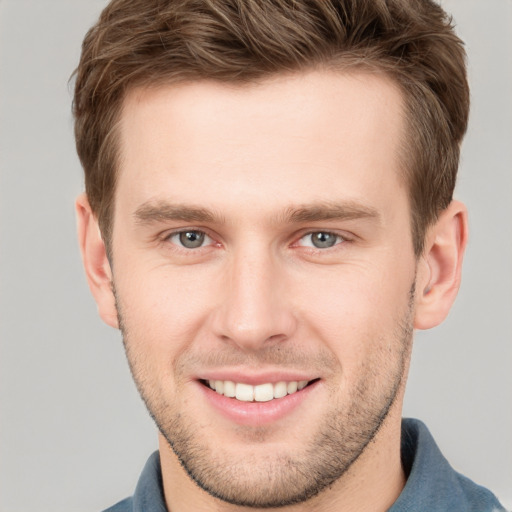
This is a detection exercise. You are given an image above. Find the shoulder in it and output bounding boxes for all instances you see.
[392,419,507,512]
[453,472,508,512]
[102,497,133,512]
[100,451,166,512]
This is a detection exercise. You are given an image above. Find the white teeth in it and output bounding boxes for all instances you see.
[273,381,287,399]
[223,380,236,398]
[215,380,224,394]
[287,381,298,394]
[254,383,274,402]
[236,383,254,402]
[206,379,311,401]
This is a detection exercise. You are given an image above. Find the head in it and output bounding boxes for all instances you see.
[73,0,469,257]
[74,1,469,509]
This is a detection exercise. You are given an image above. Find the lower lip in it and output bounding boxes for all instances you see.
[196,380,319,426]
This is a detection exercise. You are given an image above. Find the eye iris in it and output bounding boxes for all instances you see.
[179,231,205,248]
[312,232,337,248]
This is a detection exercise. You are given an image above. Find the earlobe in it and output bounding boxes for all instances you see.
[414,200,468,330]
[76,194,119,329]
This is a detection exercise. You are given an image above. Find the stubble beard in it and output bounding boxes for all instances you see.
[116,286,414,508]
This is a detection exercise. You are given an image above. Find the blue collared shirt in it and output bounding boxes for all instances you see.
[104,418,506,511]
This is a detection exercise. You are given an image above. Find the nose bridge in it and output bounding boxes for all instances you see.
[213,242,295,350]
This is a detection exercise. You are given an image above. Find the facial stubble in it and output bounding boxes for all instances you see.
[115,284,415,508]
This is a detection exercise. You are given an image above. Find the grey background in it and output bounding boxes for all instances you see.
[0,0,510,510]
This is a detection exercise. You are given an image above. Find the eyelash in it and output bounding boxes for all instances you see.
[295,231,346,250]
[161,228,350,252]
[163,229,215,250]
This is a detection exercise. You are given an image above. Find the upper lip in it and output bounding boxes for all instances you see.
[196,369,318,386]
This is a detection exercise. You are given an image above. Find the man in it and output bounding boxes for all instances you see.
[72,0,506,510]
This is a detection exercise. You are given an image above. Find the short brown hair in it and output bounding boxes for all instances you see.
[73,0,469,255]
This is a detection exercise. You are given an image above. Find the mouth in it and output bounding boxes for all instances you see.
[200,378,319,402]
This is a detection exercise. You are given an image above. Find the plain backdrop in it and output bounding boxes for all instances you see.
[0,0,511,510]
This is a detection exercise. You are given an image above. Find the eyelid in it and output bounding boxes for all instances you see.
[156,227,353,252]
[296,230,345,248]
[161,227,217,249]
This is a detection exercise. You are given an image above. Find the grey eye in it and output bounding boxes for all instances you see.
[176,231,206,248]
[299,232,341,249]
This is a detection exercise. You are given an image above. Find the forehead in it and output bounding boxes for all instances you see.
[116,70,406,221]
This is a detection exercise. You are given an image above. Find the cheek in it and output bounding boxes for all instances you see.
[293,261,414,364]
[115,265,216,367]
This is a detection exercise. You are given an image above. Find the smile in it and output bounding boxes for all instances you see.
[204,379,312,402]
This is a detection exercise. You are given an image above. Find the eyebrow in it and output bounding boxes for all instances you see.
[134,200,380,226]
[283,202,380,224]
[134,201,223,225]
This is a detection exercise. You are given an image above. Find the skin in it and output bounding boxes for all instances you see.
[77,70,468,512]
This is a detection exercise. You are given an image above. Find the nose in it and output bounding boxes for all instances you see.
[211,248,297,352]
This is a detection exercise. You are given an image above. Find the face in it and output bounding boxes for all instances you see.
[110,71,417,507]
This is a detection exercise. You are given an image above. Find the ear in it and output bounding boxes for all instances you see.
[76,193,119,329]
[414,200,468,330]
